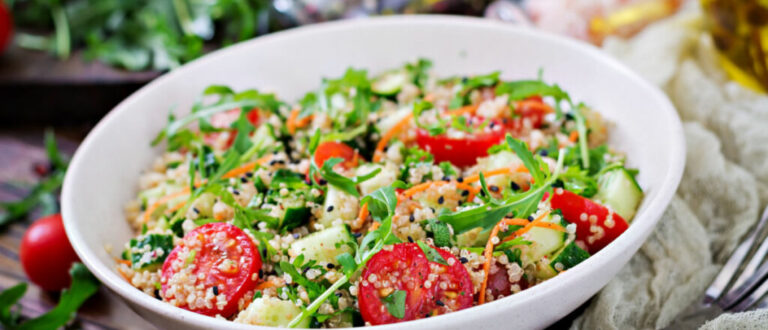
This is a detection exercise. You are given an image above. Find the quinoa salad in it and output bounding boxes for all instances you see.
[117,59,644,328]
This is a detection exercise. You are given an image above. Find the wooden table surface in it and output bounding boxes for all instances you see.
[0,131,155,330]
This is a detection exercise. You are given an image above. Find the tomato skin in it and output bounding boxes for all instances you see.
[358,243,473,325]
[20,214,80,291]
[415,121,505,168]
[0,2,12,54]
[546,189,629,253]
[161,223,261,317]
[203,109,260,148]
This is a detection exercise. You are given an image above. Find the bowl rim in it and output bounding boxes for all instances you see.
[61,14,685,329]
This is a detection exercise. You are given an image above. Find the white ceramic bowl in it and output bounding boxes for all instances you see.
[62,15,684,330]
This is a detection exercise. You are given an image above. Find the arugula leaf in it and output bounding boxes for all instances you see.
[506,136,545,185]
[0,171,65,227]
[559,166,598,197]
[380,290,407,319]
[230,110,256,154]
[44,130,67,171]
[426,218,453,247]
[313,158,381,197]
[15,263,99,330]
[360,181,404,222]
[405,58,432,91]
[288,184,402,327]
[279,261,325,301]
[0,283,26,327]
[495,80,570,103]
[572,104,591,169]
[411,100,447,136]
[416,241,448,266]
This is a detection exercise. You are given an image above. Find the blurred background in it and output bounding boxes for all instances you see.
[2,0,768,328]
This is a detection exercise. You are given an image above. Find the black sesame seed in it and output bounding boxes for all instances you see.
[407,236,414,243]
[458,201,463,206]
[335,292,343,297]
[435,300,445,307]
[276,159,286,164]
[233,189,240,195]
[319,179,327,185]
[272,150,279,155]
[261,248,267,257]
[527,215,534,221]
[430,207,436,213]
[269,160,277,165]
[327,205,335,212]
[457,177,464,183]
[489,185,499,192]
[510,182,520,191]
[193,207,200,214]
[490,121,496,128]
[565,113,575,120]
[383,146,389,152]
[327,263,335,269]
[502,118,509,124]
[302,267,309,274]
[442,176,450,182]
[552,181,564,188]
[461,76,469,83]
[480,190,486,197]
[258,269,264,278]
[409,214,415,222]
[154,289,162,300]
[438,196,445,204]
[459,257,469,264]
[245,172,253,177]
[213,285,219,295]
[461,190,469,197]
[241,177,248,183]
[539,149,549,156]
[353,232,362,238]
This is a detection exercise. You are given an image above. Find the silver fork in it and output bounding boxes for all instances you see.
[664,206,768,329]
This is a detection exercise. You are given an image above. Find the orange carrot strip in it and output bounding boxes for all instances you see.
[222,154,273,179]
[354,203,370,230]
[117,267,132,282]
[569,130,579,143]
[446,104,479,117]
[369,222,381,232]
[373,113,414,163]
[142,188,192,223]
[287,109,299,134]
[255,280,277,291]
[115,258,132,266]
[502,210,552,243]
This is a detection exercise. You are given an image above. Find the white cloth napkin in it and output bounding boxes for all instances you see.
[570,4,768,329]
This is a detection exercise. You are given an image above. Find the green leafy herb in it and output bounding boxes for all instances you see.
[426,218,453,247]
[416,241,448,266]
[380,290,407,319]
[0,263,99,329]
[405,58,433,91]
[311,157,381,197]
[412,100,447,136]
[127,234,175,270]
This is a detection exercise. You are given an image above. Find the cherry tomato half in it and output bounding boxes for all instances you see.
[307,141,360,182]
[546,189,629,253]
[358,243,473,325]
[203,109,260,149]
[161,223,261,317]
[20,214,80,291]
[415,119,505,168]
[0,2,12,54]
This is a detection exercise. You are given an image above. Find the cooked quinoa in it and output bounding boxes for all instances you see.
[117,59,643,327]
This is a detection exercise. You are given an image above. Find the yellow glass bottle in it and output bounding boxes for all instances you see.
[701,0,768,93]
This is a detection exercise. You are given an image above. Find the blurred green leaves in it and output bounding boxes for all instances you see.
[10,0,269,71]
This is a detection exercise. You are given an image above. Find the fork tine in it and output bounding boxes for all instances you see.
[720,256,768,309]
[728,272,768,312]
[703,206,768,305]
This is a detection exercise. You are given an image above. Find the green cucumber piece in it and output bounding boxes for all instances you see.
[594,168,643,221]
[235,297,309,327]
[372,71,408,96]
[550,242,590,270]
[288,225,355,266]
[526,215,567,262]
[280,207,311,231]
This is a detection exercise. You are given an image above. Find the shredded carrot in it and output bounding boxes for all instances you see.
[255,280,277,291]
[373,113,413,162]
[117,267,132,282]
[142,188,192,223]
[287,109,298,134]
[478,211,551,304]
[369,221,381,232]
[517,99,555,114]
[446,104,479,117]
[222,154,273,179]
[502,210,552,243]
[166,200,187,215]
[401,181,445,199]
[354,203,370,230]
[115,258,132,266]
[569,130,579,143]
[462,166,529,184]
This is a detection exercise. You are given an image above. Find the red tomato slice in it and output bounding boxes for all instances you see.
[546,189,629,253]
[307,141,359,182]
[203,109,260,148]
[161,223,261,317]
[358,243,473,325]
[20,214,80,291]
[415,119,505,168]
